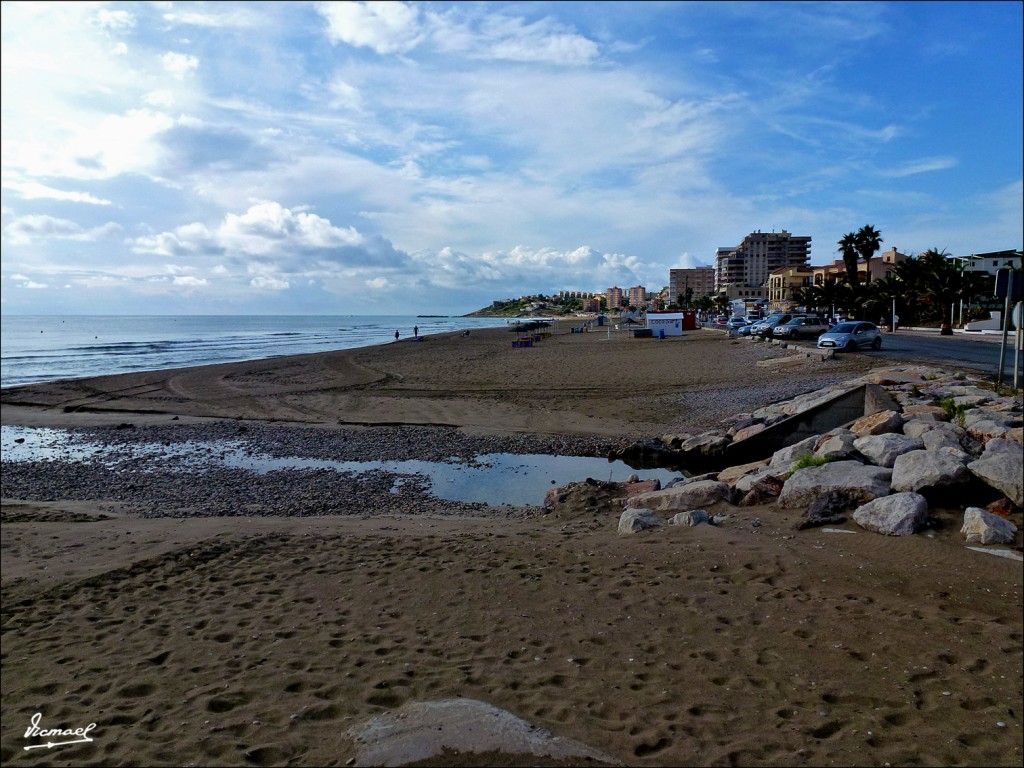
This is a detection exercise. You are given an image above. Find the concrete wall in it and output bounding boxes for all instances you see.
[722,383,893,467]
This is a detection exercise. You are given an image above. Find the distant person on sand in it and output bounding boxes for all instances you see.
[395,330,400,341]
[414,325,419,337]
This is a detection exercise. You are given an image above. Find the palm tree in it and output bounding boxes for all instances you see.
[834,281,874,320]
[793,284,822,313]
[855,225,883,283]
[816,278,847,320]
[867,275,902,328]
[838,232,859,286]
[918,248,989,335]
[890,253,931,325]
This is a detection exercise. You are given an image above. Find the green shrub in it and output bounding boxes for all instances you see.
[938,396,973,428]
[793,453,830,470]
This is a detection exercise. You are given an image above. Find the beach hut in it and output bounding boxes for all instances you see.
[645,312,683,337]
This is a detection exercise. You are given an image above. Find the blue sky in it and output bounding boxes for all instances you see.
[2,1,1021,316]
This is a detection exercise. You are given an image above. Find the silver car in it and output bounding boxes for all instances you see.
[817,321,882,351]
[773,315,830,340]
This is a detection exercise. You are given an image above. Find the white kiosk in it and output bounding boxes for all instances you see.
[645,312,683,337]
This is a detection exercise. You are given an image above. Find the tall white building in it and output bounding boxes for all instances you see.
[715,230,811,291]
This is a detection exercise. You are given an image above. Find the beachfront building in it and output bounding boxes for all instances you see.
[717,284,767,304]
[715,230,811,292]
[669,267,715,305]
[811,247,910,285]
[767,266,814,310]
[606,286,624,311]
[628,285,647,309]
[957,249,1023,277]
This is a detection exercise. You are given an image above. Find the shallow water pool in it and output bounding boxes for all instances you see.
[0,426,681,507]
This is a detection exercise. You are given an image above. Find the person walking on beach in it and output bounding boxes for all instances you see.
[395,330,400,341]
[414,325,419,337]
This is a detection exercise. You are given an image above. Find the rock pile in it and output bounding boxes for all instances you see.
[597,366,1022,549]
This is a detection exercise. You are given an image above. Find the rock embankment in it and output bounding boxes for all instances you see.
[552,365,1023,551]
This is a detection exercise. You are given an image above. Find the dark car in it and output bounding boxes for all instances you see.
[772,315,831,340]
[750,313,793,337]
[817,321,883,351]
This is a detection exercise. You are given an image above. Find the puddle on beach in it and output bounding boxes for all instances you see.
[0,426,680,507]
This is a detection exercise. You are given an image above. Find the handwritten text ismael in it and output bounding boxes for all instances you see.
[24,712,97,751]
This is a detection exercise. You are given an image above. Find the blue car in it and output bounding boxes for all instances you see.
[817,321,882,351]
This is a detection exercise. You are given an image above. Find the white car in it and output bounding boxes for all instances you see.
[817,321,882,351]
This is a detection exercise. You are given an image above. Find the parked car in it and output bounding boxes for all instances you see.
[817,321,883,351]
[750,313,793,337]
[727,316,748,329]
[772,315,831,340]
[713,316,730,327]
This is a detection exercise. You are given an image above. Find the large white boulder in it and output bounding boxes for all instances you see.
[853,492,929,535]
[777,461,892,509]
[961,507,1019,545]
[853,433,923,468]
[968,438,1024,507]
[627,480,730,513]
[618,508,663,534]
[891,449,970,493]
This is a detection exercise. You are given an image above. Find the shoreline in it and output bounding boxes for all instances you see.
[1,325,880,436]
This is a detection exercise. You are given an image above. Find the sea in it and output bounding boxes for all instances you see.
[0,315,513,388]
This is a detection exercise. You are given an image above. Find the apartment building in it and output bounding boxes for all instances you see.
[767,266,814,309]
[715,230,811,291]
[627,285,647,308]
[606,286,624,310]
[669,267,715,303]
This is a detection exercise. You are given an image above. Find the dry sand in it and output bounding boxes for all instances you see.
[0,325,876,436]
[2,326,1022,766]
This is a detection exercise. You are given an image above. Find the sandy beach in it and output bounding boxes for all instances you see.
[2,326,1021,767]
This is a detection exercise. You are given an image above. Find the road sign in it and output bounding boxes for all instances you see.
[994,269,1023,300]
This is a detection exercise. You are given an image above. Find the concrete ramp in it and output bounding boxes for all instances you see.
[349,698,620,766]
[723,383,899,466]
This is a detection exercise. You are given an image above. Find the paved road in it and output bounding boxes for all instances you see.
[861,329,1022,377]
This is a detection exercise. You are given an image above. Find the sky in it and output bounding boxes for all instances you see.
[1,1,1022,316]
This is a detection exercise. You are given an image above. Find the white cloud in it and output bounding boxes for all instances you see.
[94,8,135,32]
[171,275,208,287]
[162,8,262,28]
[161,52,199,79]
[4,108,177,181]
[9,273,49,289]
[881,157,958,178]
[327,76,363,111]
[250,275,290,290]
[319,1,424,55]
[3,215,121,245]
[318,2,599,65]
[130,202,402,269]
[2,179,111,205]
[428,11,600,65]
